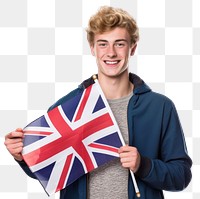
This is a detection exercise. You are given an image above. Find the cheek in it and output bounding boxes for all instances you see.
[95,50,106,59]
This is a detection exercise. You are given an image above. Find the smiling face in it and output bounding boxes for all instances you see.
[90,27,137,79]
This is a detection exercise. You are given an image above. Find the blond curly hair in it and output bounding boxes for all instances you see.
[86,6,139,46]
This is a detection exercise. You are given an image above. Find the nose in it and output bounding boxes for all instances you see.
[107,45,117,58]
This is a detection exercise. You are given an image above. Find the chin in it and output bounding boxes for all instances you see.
[102,71,127,78]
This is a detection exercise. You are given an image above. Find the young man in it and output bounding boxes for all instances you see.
[4,6,192,199]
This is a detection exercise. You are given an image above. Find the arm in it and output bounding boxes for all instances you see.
[137,101,192,191]
[4,88,83,180]
[4,128,36,179]
[119,100,192,191]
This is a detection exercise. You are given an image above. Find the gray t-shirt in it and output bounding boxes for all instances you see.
[88,92,133,199]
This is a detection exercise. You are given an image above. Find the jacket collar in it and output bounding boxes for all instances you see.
[80,73,151,95]
[129,73,151,95]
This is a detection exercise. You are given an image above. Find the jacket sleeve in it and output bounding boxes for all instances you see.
[16,159,37,179]
[135,99,192,191]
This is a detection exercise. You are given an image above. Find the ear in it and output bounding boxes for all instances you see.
[90,45,95,56]
[130,44,137,56]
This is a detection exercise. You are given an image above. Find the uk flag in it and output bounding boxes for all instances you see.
[22,81,124,195]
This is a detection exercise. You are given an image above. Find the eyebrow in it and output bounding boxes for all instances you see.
[96,39,128,43]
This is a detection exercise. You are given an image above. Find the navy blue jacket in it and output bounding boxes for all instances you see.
[18,73,192,199]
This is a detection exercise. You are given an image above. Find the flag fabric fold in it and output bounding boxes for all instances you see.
[22,80,125,195]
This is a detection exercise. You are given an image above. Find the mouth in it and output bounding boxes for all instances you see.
[104,60,120,65]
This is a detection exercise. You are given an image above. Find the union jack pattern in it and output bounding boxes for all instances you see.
[22,82,124,195]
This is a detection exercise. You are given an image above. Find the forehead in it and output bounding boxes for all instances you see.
[94,27,131,42]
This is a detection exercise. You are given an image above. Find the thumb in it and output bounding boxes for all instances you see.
[16,128,23,132]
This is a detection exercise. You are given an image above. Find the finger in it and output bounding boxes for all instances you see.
[9,142,23,150]
[119,150,139,161]
[4,138,23,147]
[118,146,127,153]
[118,147,138,157]
[119,145,135,152]
[7,142,23,153]
[120,156,133,163]
[6,131,24,139]
[5,127,23,137]
[15,128,24,136]
[121,162,133,169]
[4,132,24,149]
[119,152,129,158]
[16,128,23,131]
[11,137,23,143]
[120,157,139,171]
[6,144,23,156]
[6,140,23,151]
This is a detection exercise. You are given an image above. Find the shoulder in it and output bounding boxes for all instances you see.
[134,90,177,113]
[48,87,84,111]
[47,75,96,112]
[147,91,174,105]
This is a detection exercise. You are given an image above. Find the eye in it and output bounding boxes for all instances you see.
[98,43,107,47]
[115,42,125,47]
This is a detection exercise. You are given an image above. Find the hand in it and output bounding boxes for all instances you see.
[118,145,141,173]
[4,128,24,161]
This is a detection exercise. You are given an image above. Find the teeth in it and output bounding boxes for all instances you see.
[105,61,118,64]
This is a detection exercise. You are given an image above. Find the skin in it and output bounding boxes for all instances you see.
[90,27,137,99]
[4,128,24,161]
[91,27,140,172]
[5,27,141,172]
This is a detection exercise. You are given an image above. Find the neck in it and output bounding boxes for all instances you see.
[98,72,134,100]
